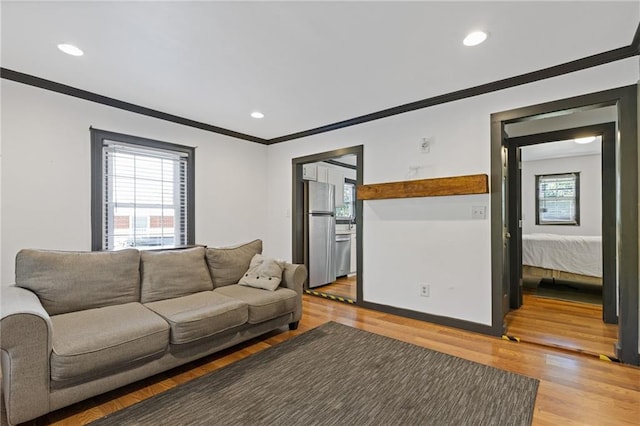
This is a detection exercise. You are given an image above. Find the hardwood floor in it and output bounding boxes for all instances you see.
[310,275,356,300]
[32,295,639,426]
[506,291,618,358]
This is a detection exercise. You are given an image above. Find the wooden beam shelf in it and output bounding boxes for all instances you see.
[357,174,489,201]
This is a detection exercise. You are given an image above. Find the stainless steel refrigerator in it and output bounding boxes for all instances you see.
[305,181,336,288]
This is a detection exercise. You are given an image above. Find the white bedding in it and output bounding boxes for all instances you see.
[522,233,602,278]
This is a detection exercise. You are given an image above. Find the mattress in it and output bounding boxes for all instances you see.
[521,233,602,278]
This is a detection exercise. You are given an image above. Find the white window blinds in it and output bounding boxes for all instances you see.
[102,140,189,250]
[536,172,579,225]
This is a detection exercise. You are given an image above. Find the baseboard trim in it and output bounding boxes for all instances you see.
[359,300,498,336]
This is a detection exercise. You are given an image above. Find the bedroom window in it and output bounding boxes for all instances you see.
[91,128,195,251]
[535,172,580,226]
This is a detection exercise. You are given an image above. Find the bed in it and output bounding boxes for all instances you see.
[521,233,602,286]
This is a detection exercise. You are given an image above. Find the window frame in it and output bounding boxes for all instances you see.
[535,171,580,226]
[91,128,195,251]
[335,178,357,224]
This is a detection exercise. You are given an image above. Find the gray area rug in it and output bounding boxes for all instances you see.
[537,281,602,305]
[91,322,539,425]
[525,278,602,305]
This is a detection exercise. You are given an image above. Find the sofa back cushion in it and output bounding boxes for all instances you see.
[205,239,262,288]
[15,249,141,316]
[140,247,213,303]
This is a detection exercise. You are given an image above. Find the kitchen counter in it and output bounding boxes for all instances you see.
[336,224,356,235]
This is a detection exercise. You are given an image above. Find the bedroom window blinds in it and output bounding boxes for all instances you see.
[535,172,580,225]
[91,129,195,251]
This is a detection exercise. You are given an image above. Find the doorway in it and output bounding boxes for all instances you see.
[503,124,618,357]
[490,85,638,365]
[291,146,363,305]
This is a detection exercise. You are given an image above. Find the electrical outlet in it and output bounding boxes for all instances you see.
[471,206,486,220]
[420,284,430,297]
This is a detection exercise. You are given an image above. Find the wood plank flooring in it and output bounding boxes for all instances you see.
[311,275,356,300]
[32,295,640,426]
[506,292,618,358]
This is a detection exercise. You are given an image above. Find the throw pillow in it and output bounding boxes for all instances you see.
[140,247,213,303]
[205,239,263,288]
[239,254,285,291]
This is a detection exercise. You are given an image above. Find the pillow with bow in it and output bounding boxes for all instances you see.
[238,254,285,291]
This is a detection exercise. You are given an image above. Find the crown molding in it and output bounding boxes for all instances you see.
[0,68,268,145]
[268,43,638,144]
[3,21,639,145]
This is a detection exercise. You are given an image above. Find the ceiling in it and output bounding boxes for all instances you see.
[521,137,601,162]
[2,1,639,141]
[333,155,357,167]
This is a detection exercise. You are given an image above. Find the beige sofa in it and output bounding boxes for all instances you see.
[0,240,306,425]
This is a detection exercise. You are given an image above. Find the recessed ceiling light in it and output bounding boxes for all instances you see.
[574,136,596,144]
[57,43,83,56]
[251,111,264,119]
[463,31,488,47]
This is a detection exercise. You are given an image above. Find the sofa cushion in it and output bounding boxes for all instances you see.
[205,239,262,288]
[140,247,213,303]
[15,249,141,315]
[214,285,297,324]
[239,254,285,291]
[50,302,169,386]
[144,291,248,344]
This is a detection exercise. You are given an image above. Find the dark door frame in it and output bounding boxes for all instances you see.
[291,145,364,304]
[507,123,617,325]
[490,84,638,365]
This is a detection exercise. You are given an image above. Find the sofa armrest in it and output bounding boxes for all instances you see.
[1,286,52,425]
[280,263,307,326]
[280,263,307,295]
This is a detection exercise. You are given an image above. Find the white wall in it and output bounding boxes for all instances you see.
[521,154,602,236]
[265,57,639,327]
[1,58,637,329]
[1,80,268,285]
[322,162,356,181]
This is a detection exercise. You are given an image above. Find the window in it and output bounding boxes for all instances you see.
[535,172,580,225]
[336,179,356,223]
[91,129,195,250]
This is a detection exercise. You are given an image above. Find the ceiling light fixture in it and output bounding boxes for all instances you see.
[574,136,596,144]
[57,43,83,56]
[251,111,264,119]
[463,31,488,47]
